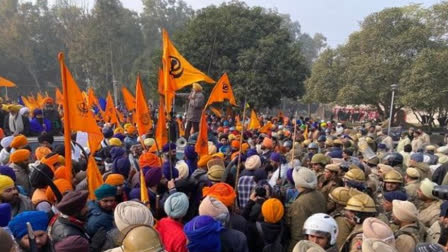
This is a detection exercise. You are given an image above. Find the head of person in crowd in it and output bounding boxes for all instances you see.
[293,167,317,193]
[164,192,189,221]
[310,153,328,173]
[292,240,325,252]
[417,178,438,202]
[343,167,366,191]
[202,182,237,209]
[9,149,31,168]
[57,190,89,220]
[344,193,377,225]
[362,217,395,246]
[199,196,229,225]
[382,191,407,213]
[184,215,223,252]
[261,198,284,224]
[8,211,50,251]
[94,184,117,212]
[327,187,361,213]
[114,201,154,232]
[120,224,164,252]
[391,200,419,227]
[383,169,403,192]
[105,173,125,196]
[405,168,420,183]
[323,164,340,182]
[0,175,18,206]
[303,213,338,250]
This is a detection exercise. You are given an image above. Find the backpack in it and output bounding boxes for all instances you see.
[256,222,284,252]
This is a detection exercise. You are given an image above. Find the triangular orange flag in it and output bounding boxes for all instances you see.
[37,92,45,108]
[158,67,176,115]
[87,88,100,108]
[86,154,104,200]
[195,111,208,157]
[248,110,261,130]
[235,114,241,127]
[21,96,36,111]
[150,99,168,152]
[121,86,136,111]
[0,76,16,87]
[162,29,214,91]
[55,88,63,105]
[135,75,152,136]
[104,92,119,125]
[140,166,149,205]
[58,53,102,182]
[206,73,237,107]
[259,121,273,134]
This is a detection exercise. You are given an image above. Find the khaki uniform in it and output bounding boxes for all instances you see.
[394,222,426,252]
[287,189,326,251]
[404,180,420,203]
[319,178,342,202]
[341,224,363,252]
[418,200,442,228]
[331,212,353,250]
[426,221,441,243]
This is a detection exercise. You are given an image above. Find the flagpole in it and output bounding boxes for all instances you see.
[58,53,73,181]
[234,98,247,192]
[291,119,297,166]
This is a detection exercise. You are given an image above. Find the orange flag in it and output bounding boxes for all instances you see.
[177,118,185,137]
[195,111,208,157]
[209,107,222,118]
[21,96,36,111]
[37,92,45,107]
[55,88,63,105]
[304,125,309,140]
[248,110,261,130]
[235,115,241,127]
[150,99,168,152]
[140,166,149,204]
[135,75,152,136]
[87,88,100,108]
[121,86,136,111]
[0,76,16,87]
[58,53,102,182]
[162,29,214,91]
[206,73,237,107]
[104,92,119,125]
[259,121,273,134]
[86,154,103,200]
[158,67,175,114]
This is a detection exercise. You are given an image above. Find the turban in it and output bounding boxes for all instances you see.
[406,168,420,179]
[94,184,117,200]
[198,155,213,168]
[207,165,224,182]
[126,125,136,135]
[162,143,176,153]
[113,133,125,142]
[102,127,113,138]
[129,188,141,200]
[114,127,124,135]
[110,147,125,161]
[184,216,223,252]
[0,175,14,194]
[46,179,73,204]
[8,104,22,113]
[10,135,27,149]
[262,198,284,223]
[383,191,408,202]
[0,203,11,227]
[362,217,395,246]
[145,167,162,187]
[41,153,59,172]
[56,190,88,216]
[163,162,179,180]
[105,174,125,186]
[246,149,257,157]
[139,152,161,169]
[175,161,189,179]
[199,196,229,224]
[35,147,52,161]
[293,167,317,189]
[54,235,89,252]
[0,166,16,181]
[262,137,273,149]
[362,239,397,252]
[1,136,13,148]
[164,192,189,218]
[270,152,281,163]
[411,152,424,162]
[202,183,236,207]
[292,240,325,252]
[245,155,261,170]
[192,83,202,91]
[114,201,154,231]
[143,138,155,147]
[9,211,49,239]
[19,107,29,116]
[184,145,198,160]
[392,200,418,223]
[112,157,131,178]
[109,138,122,147]
[230,140,239,149]
[54,166,70,181]
[208,143,217,155]
[9,149,31,163]
[420,178,437,199]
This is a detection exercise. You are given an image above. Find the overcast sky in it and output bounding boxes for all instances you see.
[47,0,443,47]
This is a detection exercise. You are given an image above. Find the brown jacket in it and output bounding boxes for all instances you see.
[186,91,205,122]
[395,222,426,252]
[418,200,442,228]
[404,180,420,203]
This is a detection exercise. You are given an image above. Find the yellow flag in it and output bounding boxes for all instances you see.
[0,76,16,87]
[104,92,119,125]
[162,29,214,91]
[121,86,136,111]
[135,75,152,136]
[248,110,261,130]
[195,111,208,157]
[206,73,237,107]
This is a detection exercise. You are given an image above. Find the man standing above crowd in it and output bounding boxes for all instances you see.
[185,83,205,139]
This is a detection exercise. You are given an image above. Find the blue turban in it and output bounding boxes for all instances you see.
[378,143,386,150]
[102,127,113,138]
[184,216,223,252]
[162,143,176,153]
[162,162,178,180]
[184,146,198,176]
[270,152,281,163]
[112,157,131,178]
[145,167,162,188]
[411,152,424,163]
[0,166,16,181]
[164,192,189,218]
[384,191,408,202]
[33,109,43,117]
[94,184,117,200]
[113,133,125,141]
[0,203,11,227]
[9,211,48,239]
[246,149,257,158]
[286,168,294,185]
[110,147,126,161]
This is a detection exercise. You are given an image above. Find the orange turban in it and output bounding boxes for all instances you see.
[262,137,273,149]
[241,143,250,153]
[198,155,213,168]
[126,125,136,135]
[54,166,70,181]
[42,153,60,172]
[231,140,240,149]
[202,183,236,207]
[46,179,73,204]
[139,152,161,168]
[10,135,28,149]
[261,198,284,223]
[105,174,125,186]
[10,149,31,163]
[35,147,51,161]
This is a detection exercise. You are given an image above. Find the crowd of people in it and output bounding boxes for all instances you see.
[0,84,447,252]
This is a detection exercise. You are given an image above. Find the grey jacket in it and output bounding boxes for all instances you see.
[186,91,205,122]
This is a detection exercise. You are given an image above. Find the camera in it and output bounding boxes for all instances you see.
[432,185,448,200]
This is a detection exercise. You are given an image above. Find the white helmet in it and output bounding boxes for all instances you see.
[303,213,339,246]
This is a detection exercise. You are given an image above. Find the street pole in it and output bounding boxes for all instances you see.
[387,84,398,136]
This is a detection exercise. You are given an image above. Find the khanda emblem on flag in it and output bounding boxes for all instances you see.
[222,82,229,94]
[140,112,150,125]
[169,56,183,78]
[76,101,89,116]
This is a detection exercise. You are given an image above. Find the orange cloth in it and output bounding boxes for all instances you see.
[139,152,161,168]
[42,153,60,172]
[262,137,273,149]
[105,174,125,186]
[261,198,284,223]
[35,147,51,161]
[241,143,250,153]
[135,74,153,136]
[46,179,73,204]
[0,128,4,140]
[195,111,209,157]
[54,166,70,181]
[205,73,237,107]
[10,135,28,149]
[31,188,48,206]
[10,149,30,163]
[202,182,236,207]
[126,125,136,135]
[198,155,213,168]
[231,140,240,149]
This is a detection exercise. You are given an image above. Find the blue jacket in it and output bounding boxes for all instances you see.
[29,118,52,136]
[86,201,115,236]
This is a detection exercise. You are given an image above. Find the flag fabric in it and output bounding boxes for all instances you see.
[58,53,102,182]
[209,107,222,117]
[162,29,214,92]
[205,73,237,107]
[21,96,36,111]
[37,92,45,108]
[235,115,241,127]
[259,121,273,134]
[135,75,152,136]
[28,95,39,109]
[150,99,168,152]
[140,166,149,204]
[177,118,185,137]
[248,110,261,130]
[303,125,309,140]
[157,68,176,115]
[104,92,119,125]
[86,154,104,200]
[87,88,100,108]
[121,86,136,111]
[0,76,16,87]
[55,88,63,105]
[195,111,208,157]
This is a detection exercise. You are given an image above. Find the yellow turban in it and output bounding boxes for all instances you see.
[0,175,14,194]
[192,83,202,92]
[109,138,122,147]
